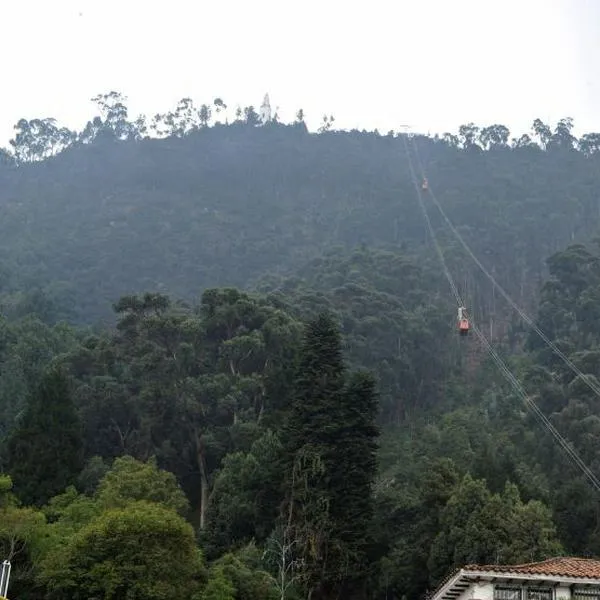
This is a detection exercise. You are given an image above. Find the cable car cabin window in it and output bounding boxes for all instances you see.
[494,587,522,600]
[574,589,600,600]
[527,588,552,600]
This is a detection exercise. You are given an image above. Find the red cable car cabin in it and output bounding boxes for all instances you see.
[458,306,469,336]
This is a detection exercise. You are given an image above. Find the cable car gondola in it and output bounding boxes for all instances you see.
[422,177,429,191]
[458,306,469,336]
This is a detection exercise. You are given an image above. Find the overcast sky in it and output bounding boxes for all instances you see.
[0,0,598,145]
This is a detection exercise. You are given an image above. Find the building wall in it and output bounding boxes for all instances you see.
[555,585,573,600]
[457,582,576,600]
[465,581,494,600]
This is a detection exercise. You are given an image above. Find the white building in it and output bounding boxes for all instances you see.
[430,557,600,600]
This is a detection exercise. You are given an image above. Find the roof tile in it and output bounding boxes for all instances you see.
[464,557,600,579]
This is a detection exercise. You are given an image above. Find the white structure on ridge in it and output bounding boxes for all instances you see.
[260,94,272,124]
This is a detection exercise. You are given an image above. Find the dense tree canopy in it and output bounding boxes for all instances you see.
[1,92,599,328]
[1,93,600,599]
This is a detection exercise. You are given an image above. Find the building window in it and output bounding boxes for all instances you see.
[574,589,600,600]
[495,587,522,600]
[527,588,552,600]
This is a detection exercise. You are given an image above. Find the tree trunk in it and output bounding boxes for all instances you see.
[199,465,209,530]
[194,427,209,530]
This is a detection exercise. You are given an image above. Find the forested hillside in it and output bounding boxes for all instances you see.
[1,93,599,326]
[1,93,600,599]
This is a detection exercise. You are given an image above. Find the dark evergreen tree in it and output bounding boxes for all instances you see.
[284,312,346,456]
[282,313,379,599]
[282,312,346,599]
[5,366,84,506]
[332,370,379,598]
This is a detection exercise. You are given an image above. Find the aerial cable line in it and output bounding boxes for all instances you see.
[469,316,600,492]
[408,135,600,401]
[401,131,600,493]
[402,134,464,308]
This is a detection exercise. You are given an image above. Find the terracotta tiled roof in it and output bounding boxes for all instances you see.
[464,557,600,579]
[429,558,600,600]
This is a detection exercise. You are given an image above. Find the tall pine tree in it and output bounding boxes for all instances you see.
[332,370,379,598]
[284,312,346,457]
[5,366,84,506]
[282,312,379,599]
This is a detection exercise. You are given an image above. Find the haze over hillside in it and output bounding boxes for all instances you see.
[1,94,599,326]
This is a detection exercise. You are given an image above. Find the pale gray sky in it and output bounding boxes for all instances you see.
[0,0,598,146]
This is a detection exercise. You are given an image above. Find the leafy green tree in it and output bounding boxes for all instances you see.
[243,106,259,126]
[427,475,562,586]
[550,117,576,150]
[0,315,79,446]
[213,97,227,117]
[579,132,600,155]
[40,500,205,600]
[212,551,277,600]
[203,566,236,600]
[204,430,284,557]
[5,367,84,506]
[89,91,134,140]
[479,124,510,149]
[532,118,553,148]
[95,455,189,514]
[458,123,481,148]
[43,455,191,560]
[0,475,48,597]
[174,98,201,134]
[9,117,74,162]
[68,289,300,532]
[43,485,101,542]
[199,104,212,127]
